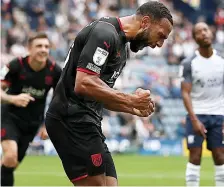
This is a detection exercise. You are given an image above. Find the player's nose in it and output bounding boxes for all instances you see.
[41,46,48,52]
[201,30,207,37]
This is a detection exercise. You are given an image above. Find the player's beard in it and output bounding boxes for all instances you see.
[199,40,212,48]
[197,34,213,48]
[130,29,150,53]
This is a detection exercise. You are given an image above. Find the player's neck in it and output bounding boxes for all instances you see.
[28,57,46,72]
[198,46,213,58]
[119,15,141,40]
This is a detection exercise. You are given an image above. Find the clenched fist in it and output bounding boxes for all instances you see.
[131,88,155,117]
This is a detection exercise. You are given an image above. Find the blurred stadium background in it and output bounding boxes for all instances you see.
[1,0,224,186]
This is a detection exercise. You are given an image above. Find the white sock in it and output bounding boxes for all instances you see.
[215,165,224,186]
[186,162,200,187]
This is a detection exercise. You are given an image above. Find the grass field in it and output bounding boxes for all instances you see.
[14,155,214,186]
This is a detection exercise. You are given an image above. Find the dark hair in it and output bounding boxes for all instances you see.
[28,32,49,45]
[136,1,173,25]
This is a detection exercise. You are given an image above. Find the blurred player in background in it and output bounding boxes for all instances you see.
[181,22,224,187]
[0,32,62,186]
[45,1,173,186]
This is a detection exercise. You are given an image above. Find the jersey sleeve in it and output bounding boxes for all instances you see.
[0,58,20,86]
[77,24,116,75]
[52,64,62,89]
[181,59,192,83]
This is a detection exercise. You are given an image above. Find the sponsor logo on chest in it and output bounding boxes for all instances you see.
[22,86,45,98]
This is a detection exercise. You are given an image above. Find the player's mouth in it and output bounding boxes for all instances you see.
[38,53,48,58]
[202,37,210,42]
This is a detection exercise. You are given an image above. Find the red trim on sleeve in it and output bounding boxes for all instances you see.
[117,18,124,31]
[1,80,11,86]
[77,68,100,76]
[71,174,88,182]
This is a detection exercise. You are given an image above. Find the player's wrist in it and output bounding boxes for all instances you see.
[189,114,198,121]
[6,94,15,104]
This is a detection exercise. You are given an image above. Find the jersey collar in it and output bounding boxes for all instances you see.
[116,17,127,43]
[195,49,216,59]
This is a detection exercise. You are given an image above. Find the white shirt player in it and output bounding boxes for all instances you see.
[181,49,224,115]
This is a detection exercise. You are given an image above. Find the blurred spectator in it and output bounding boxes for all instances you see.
[215,8,224,26]
[135,117,155,141]
[175,118,186,139]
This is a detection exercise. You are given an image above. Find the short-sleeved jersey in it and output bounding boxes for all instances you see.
[181,50,224,115]
[47,17,128,126]
[1,56,62,125]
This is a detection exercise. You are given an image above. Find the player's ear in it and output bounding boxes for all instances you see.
[27,42,32,51]
[141,16,150,29]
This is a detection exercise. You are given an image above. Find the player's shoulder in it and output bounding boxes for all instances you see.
[47,58,62,74]
[93,20,118,40]
[215,50,224,60]
[181,53,197,66]
[7,56,27,73]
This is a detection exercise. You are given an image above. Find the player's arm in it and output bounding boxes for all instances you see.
[75,23,154,117]
[0,64,16,104]
[180,62,196,120]
[181,82,196,120]
[180,61,206,138]
[75,71,153,117]
[1,83,13,103]
[0,59,34,106]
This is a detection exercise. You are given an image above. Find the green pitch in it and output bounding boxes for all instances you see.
[15,155,214,186]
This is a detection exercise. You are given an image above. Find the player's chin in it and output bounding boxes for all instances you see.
[130,46,139,53]
[37,56,48,63]
[201,42,211,48]
[130,45,144,53]
[199,40,212,48]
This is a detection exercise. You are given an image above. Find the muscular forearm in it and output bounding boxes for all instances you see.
[75,75,135,114]
[182,91,197,120]
[103,102,134,114]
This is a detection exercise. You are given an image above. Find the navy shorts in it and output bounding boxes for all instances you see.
[186,115,224,150]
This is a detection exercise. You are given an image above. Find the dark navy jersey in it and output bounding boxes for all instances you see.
[47,17,128,126]
[1,56,62,125]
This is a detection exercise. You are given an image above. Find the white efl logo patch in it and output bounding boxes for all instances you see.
[0,65,9,80]
[93,47,109,66]
[188,135,195,144]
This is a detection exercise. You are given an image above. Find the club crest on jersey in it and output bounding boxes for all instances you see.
[91,153,102,167]
[45,76,53,85]
[93,47,109,66]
